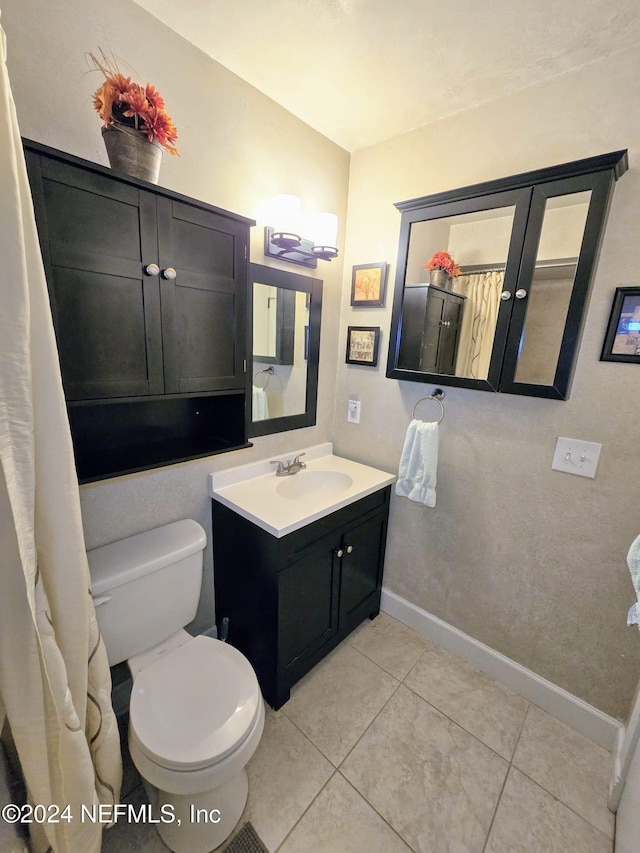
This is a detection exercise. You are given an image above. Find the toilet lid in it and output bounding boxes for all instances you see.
[129,636,262,771]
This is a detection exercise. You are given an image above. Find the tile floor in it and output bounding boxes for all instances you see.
[102,613,615,852]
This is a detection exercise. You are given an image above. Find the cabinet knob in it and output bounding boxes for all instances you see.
[500,290,512,301]
[144,263,160,276]
[440,319,451,328]
[335,548,344,558]
[346,545,353,554]
[161,267,177,280]
[515,288,528,299]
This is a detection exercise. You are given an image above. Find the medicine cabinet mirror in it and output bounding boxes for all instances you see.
[249,263,322,436]
[386,151,628,399]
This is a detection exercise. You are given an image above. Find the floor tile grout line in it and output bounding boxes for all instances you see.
[482,762,513,853]
[335,677,404,771]
[272,769,337,853]
[336,770,418,852]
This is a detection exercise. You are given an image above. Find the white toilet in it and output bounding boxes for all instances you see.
[87,519,264,853]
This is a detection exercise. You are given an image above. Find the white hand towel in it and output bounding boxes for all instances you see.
[627,534,640,632]
[252,385,269,421]
[395,419,439,507]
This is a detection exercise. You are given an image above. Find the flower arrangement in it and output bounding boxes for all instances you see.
[424,251,461,277]
[89,51,179,156]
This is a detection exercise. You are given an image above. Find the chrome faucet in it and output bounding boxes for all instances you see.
[270,452,306,476]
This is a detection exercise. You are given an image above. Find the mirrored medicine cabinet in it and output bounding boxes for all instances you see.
[386,150,628,399]
[249,263,322,437]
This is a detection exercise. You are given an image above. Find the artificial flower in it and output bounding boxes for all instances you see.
[89,51,179,156]
[424,251,461,277]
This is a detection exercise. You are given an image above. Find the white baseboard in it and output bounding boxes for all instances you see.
[380,587,620,752]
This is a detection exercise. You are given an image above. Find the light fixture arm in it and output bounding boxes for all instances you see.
[264,226,338,269]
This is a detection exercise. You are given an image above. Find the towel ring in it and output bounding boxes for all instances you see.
[253,366,274,390]
[412,389,445,424]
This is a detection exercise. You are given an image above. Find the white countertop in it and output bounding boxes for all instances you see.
[209,443,395,538]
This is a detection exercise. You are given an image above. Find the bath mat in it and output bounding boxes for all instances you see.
[223,821,269,853]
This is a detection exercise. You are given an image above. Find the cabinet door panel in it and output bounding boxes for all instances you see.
[33,157,163,400]
[278,535,339,670]
[340,513,387,623]
[53,268,163,400]
[157,198,247,393]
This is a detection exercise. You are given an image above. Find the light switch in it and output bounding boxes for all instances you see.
[348,400,361,423]
[551,436,602,479]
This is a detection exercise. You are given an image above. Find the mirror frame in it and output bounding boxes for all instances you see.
[386,150,628,399]
[248,263,322,437]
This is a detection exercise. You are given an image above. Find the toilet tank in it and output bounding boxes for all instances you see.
[87,520,207,666]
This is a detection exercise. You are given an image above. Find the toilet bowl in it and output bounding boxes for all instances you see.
[87,520,264,852]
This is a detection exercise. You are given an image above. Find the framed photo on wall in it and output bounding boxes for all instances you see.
[600,287,640,363]
[350,262,388,307]
[346,326,381,366]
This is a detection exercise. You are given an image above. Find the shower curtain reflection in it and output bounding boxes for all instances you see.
[454,271,504,379]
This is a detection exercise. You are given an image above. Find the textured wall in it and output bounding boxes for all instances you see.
[334,47,640,720]
[1,0,349,635]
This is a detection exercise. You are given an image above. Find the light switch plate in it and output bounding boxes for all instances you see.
[551,436,602,479]
[348,400,361,423]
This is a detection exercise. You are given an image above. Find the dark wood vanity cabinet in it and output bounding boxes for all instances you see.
[398,284,465,374]
[212,487,391,709]
[24,139,253,482]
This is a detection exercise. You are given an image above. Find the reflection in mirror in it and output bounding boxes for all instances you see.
[514,191,591,385]
[249,263,322,437]
[253,289,309,419]
[400,206,516,379]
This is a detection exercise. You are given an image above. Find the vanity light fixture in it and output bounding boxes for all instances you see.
[262,194,339,269]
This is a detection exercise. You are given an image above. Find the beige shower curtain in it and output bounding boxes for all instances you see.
[454,271,504,379]
[0,13,121,853]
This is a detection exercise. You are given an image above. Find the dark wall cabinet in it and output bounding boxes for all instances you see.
[24,139,254,482]
[398,284,465,374]
[212,488,391,709]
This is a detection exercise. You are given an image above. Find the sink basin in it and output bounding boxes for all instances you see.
[276,470,353,501]
[209,442,395,537]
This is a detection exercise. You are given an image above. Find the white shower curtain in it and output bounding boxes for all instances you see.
[454,271,504,379]
[0,13,121,853]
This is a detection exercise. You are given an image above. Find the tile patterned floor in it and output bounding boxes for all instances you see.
[102,613,615,852]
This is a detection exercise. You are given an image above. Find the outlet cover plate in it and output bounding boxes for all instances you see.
[348,400,361,423]
[551,436,602,479]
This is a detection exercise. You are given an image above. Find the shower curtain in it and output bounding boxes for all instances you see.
[0,13,121,853]
[454,271,504,379]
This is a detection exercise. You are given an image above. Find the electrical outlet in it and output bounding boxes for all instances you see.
[348,400,361,423]
[551,436,602,479]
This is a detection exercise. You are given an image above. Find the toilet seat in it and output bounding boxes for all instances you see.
[129,635,262,772]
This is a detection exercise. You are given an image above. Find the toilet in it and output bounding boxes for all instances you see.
[87,519,264,853]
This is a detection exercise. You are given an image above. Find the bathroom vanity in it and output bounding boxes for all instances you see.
[209,445,395,708]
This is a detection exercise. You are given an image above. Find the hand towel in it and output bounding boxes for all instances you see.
[395,419,439,507]
[252,385,269,421]
[627,534,640,632]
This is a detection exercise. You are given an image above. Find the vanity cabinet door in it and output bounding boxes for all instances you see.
[278,531,340,672]
[157,198,247,394]
[338,510,388,632]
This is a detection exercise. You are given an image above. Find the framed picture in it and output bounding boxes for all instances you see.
[600,287,640,363]
[346,326,381,366]
[350,262,388,307]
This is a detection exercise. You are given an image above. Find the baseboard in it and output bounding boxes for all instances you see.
[380,587,620,751]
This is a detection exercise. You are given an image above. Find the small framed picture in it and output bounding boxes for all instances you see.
[350,262,388,307]
[600,287,640,363]
[346,326,381,366]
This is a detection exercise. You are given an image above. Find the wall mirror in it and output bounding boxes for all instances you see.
[387,151,628,399]
[249,263,322,436]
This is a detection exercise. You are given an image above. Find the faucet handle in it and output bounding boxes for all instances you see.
[293,452,306,468]
[270,460,285,474]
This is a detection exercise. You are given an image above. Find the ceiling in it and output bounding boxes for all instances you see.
[133,0,640,151]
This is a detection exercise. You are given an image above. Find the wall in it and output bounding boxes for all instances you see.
[1,0,349,633]
[334,45,640,720]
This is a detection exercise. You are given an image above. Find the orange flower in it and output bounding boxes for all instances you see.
[88,50,179,155]
[424,251,461,277]
[145,83,165,112]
